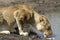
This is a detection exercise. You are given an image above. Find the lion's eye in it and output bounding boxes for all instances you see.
[40,18,44,22]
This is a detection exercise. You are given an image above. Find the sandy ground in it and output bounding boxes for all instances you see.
[0,0,60,40]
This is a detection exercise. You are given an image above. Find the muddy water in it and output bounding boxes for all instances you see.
[44,12,60,40]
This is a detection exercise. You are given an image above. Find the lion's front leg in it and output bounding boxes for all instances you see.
[13,10,28,36]
[15,18,28,36]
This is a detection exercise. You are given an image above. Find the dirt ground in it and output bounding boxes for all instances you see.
[0,0,60,40]
[0,34,42,40]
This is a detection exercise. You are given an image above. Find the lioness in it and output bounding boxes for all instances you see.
[0,4,52,37]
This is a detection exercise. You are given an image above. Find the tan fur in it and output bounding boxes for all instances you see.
[0,4,52,36]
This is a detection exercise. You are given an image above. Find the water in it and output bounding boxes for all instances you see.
[44,12,60,40]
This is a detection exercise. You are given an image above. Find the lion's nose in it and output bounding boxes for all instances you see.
[44,30,53,37]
